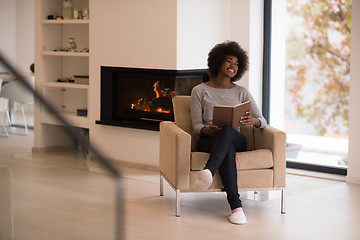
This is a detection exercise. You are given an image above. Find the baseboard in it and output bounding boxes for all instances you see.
[346,175,360,184]
[32,144,73,153]
[86,155,159,176]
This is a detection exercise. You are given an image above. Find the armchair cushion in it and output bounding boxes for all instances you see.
[191,149,273,171]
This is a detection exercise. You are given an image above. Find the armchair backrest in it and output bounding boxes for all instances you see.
[172,96,255,151]
[173,96,197,151]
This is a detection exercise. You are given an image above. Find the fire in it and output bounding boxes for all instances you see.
[156,108,172,114]
[153,81,175,99]
[131,98,151,112]
[131,81,175,113]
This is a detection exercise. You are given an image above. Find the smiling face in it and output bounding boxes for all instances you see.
[219,55,239,79]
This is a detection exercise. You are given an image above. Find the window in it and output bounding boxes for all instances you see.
[266,0,352,174]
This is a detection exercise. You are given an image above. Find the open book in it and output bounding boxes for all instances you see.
[212,101,251,128]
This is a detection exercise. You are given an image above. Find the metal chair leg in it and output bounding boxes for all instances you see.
[5,109,11,126]
[281,189,286,214]
[160,174,164,196]
[0,120,8,137]
[176,189,180,217]
[21,105,28,135]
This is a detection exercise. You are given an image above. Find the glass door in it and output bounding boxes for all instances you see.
[269,0,352,174]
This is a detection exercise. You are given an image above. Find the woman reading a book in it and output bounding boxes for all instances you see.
[190,41,267,225]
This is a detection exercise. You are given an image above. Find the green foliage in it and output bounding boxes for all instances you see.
[286,0,351,136]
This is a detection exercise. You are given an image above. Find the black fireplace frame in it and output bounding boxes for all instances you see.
[96,66,208,131]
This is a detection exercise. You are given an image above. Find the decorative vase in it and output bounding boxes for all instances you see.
[67,38,77,52]
[63,0,73,20]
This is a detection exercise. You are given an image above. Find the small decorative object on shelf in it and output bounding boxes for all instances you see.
[78,9,83,19]
[67,38,77,52]
[74,75,89,85]
[73,10,78,19]
[56,77,74,83]
[62,0,73,19]
[82,8,89,19]
[77,108,88,117]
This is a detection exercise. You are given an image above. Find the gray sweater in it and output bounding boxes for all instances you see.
[190,83,267,139]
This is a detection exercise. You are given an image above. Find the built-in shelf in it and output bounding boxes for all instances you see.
[40,112,89,129]
[35,0,90,148]
[41,19,89,24]
[42,82,89,89]
[41,51,89,57]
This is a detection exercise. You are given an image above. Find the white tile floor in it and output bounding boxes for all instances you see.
[0,128,359,240]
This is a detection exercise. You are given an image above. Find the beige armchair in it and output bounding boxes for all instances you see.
[159,96,286,217]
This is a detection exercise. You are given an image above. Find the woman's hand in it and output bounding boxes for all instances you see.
[240,111,261,128]
[201,125,222,136]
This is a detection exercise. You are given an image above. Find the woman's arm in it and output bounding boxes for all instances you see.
[191,86,221,137]
[200,125,222,136]
[190,87,206,137]
[240,111,261,127]
[240,88,267,128]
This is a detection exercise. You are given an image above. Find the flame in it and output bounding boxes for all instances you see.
[131,80,174,113]
[156,108,172,113]
[154,81,161,98]
[153,81,174,99]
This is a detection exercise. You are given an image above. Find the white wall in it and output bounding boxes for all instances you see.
[90,0,177,70]
[89,0,177,166]
[248,0,263,107]
[0,0,16,70]
[230,0,250,89]
[176,0,231,70]
[0,0,34,74]
[177,0,264,101]
[89,0,255,167]
[346,0,360,184]
[16,0,35,73]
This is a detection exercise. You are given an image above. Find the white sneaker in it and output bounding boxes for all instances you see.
[195,169,212,190]
[228,209,247,225]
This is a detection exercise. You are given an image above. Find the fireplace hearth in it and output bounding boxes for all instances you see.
[96,66,208,131]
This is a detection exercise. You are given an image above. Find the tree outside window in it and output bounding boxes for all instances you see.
[285,0,352,138]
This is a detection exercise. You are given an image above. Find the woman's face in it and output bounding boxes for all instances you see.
[219,55,239,79]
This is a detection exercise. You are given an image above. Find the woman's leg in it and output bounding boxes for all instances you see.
[201,126,247,175]
[196,126,247,223]
[195,135,217,190]
[197,126,247,204]
[218,144,242,210]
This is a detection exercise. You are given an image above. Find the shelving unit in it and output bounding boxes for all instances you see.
[35,0,90,149]
[41,19,89,24]
[39,111,90,128]
[42,81,89,89]
[41,51,89,57]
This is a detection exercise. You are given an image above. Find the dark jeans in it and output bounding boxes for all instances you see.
[196,126,247,210]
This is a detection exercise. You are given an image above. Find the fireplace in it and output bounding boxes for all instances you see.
[96,66,208,131]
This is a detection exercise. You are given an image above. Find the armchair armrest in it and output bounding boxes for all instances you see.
[160,121,191,189]
[254,126,286,187]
